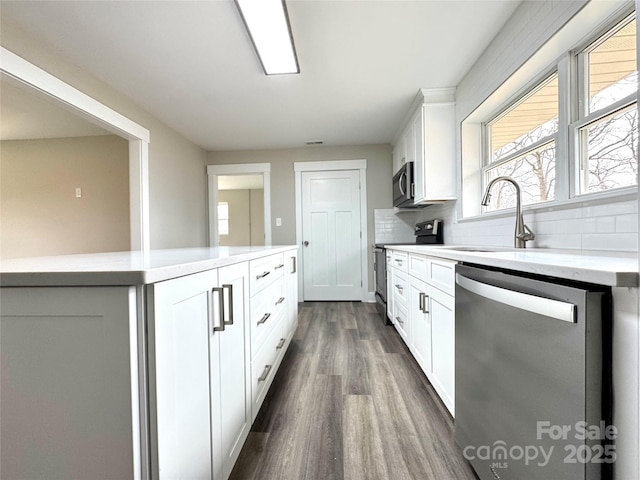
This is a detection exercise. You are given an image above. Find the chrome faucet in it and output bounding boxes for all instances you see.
[481,176,535,248]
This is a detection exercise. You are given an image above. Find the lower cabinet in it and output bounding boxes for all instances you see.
[211,262,252,480]
[150,249,298,479]
[389,250,456,416]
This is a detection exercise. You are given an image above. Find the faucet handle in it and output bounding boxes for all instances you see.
[517,224,536,242]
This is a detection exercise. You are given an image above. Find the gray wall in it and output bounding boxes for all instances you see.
[218,189,264,246]
[1,135,130,259]
[1,23,208,250]
[207,144,393,289]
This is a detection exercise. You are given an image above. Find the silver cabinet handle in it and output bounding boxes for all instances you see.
[275,264,284,270]
[222,283,233,326]
[396,316,404,325]
[212,287,225,332]
[395,284,403,292]
[258,365,272,382]
[419,292,429,314]
[291,256,296,273]
[395,259,403,265]
[257,312,271,325]
[276,338,286,350]
[455,274,576,323]
[275,296,285,305]
[256,271,270,280]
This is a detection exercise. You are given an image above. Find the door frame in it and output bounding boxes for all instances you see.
[294,159,368,302]
[1,47,151,253]
[206,163,271,247]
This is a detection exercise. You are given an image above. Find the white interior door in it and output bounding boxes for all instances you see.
[301,170,362,301]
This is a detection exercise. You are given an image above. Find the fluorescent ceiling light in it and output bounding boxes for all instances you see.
[236,0,299,75]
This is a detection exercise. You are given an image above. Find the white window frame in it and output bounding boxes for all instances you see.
[571,12,638,198]
[481,71,560,212]
[462,2,637,221]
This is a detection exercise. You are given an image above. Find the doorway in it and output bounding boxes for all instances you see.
[294,160,368,302]
[207,163,271,247]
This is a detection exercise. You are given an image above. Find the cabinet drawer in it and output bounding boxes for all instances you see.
[393,300,409,343]
[408,253,427,279]
[427,258,456,296]
[249,253,285,296]
[391,269,408,307]
[250,279,286,354]
[251,315,284,418]
[391,250,408,272]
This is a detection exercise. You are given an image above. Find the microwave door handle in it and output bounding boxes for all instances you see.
[398,171,406,195]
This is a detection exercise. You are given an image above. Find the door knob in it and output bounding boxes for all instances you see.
[303,241,309,247]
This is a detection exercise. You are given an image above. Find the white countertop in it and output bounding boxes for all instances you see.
[384,245,638,287]
[0,246,298,287]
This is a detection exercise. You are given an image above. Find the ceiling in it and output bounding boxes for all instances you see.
[0,0,521,151]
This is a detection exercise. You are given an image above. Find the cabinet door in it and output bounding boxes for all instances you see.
[409,277,431,376]
[212,262,251,480]
[150,269,218,479]
[422,102,456,201]
[284,250,299,339]
[429,285,455,415]
[412,109,426,203]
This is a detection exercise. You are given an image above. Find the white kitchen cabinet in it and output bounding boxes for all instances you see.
[393,88,456,204]
[284,250,299,339]
[408,276,432,376]
[211,262,251,480]
[428,284,455,415]
[386,249,456,416]
[149,268,219,479]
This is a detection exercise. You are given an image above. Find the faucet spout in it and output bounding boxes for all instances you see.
[481,176,535,248]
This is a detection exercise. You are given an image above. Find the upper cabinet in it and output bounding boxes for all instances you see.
[393,88,457,205]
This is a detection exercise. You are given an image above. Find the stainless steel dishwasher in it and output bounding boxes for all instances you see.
[455,264,613,480]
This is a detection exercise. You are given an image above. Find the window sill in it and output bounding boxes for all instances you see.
[458,187,638,224]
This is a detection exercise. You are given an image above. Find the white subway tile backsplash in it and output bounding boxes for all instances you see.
[582,233,638,252]
[616,214,639,233]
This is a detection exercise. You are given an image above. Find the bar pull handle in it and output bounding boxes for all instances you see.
[275,263,285,270]
[419,292,424,311]
[222,283,233,326]
[291,256,297,274]
[212,287,225,332]
[257,312,271,325]
[276,338,286,350]
[258,365,272,382]
[395,284,403,292]
[256,271,271,280]
[419,292,429,314]
[396,316,404,326]
[455,274,576,323]
[275,296,285,305]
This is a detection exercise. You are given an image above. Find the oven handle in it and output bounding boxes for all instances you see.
[455,274,576,323]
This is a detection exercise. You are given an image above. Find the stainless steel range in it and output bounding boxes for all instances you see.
[374,219,443,323]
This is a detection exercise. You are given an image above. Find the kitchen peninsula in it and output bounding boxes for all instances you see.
[0,246,299,480]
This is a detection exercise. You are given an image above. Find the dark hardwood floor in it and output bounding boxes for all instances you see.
[230,301,478,480]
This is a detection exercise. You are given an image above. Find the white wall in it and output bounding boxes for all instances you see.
[1,23,208,249]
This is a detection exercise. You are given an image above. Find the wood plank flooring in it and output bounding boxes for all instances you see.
[230,302,478,480]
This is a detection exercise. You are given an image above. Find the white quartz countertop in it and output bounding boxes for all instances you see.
[0,246,298,287]
[384,245,638,287]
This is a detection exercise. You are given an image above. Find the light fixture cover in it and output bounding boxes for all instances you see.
[236,0,300,75]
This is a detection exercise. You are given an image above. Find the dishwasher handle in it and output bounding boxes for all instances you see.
[455,273,576,323]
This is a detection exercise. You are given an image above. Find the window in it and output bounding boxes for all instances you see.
[479,11,637,214]
[218,202,229,235]
[483,74,558,211]
[575,16,638,194]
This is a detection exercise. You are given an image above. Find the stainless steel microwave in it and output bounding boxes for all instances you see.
[393,161,415,208]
